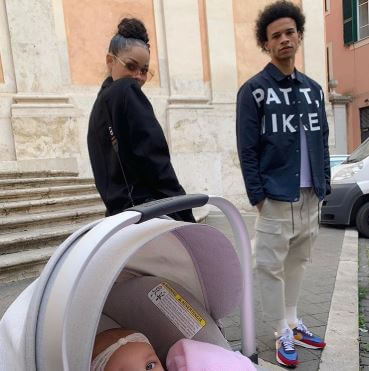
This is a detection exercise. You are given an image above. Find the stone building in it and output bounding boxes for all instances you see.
[0,0,329,211]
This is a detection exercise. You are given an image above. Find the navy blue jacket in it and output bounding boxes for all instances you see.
[236,63,331,206]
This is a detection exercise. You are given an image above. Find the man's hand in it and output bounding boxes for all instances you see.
[256,200,265,212]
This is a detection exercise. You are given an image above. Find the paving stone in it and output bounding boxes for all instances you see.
[222,325,241,341]
[362,357,369,366]
[315,292,334,301]
[256,340,270,353]
[257,335,277,350]
[298,302,331,315]
[303,293,330,305]
[311,312,330,322]
[297,359,321,371]
[305,325,327,339]
[255,322,273,336]
[258,350,276,365]
[296,347,321,362]
[298,314,325,327]
[360,342,369,351]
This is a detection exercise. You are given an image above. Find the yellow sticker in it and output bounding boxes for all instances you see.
[162,282,206,327]
[148,282,206,338]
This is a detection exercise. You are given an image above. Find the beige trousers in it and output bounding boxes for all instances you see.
[254,188,320,321]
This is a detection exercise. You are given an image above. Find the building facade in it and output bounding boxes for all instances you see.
[0,0,329,210]
[325,0,369,152]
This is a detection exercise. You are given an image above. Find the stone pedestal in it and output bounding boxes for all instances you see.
[11,95,81,172]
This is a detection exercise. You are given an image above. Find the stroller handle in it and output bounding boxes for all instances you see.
[126,194,209,223]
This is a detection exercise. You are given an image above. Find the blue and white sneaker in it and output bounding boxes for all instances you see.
[276,328,298,368]
[293,319,326,349]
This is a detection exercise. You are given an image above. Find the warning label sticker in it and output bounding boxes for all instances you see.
[148,282,206,339]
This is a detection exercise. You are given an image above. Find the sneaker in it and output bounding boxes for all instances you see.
[276,328,298,368]
[292,319,326,349]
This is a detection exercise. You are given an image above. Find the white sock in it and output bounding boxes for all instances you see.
[286,306,298,328]
[276,319,289,337]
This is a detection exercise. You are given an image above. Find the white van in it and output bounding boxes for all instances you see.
[321,138,369,237]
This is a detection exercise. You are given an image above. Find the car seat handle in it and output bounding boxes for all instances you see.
[126,194,209,223]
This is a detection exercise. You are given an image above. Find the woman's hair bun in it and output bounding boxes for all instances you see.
[117,18,149,44]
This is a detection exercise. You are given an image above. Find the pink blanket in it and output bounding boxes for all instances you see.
[166,339,257,371]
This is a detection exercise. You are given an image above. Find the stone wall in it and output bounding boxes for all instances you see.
[0,0,330,210]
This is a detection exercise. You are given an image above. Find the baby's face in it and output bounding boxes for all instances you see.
[105,342,164,371]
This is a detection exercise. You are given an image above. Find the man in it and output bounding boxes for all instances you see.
[236,1,330,367]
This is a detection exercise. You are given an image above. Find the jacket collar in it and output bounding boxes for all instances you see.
[97,76,113,96]
[101,76,113,89]
[264,62,303,83]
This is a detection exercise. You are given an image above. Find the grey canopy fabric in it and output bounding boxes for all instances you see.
[102,276,232,365]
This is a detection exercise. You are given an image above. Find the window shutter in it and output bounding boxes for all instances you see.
[343,0,358,44]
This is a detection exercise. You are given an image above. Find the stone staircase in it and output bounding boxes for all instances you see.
[0,171,105,283]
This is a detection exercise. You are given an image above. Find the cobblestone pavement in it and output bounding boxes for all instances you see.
[358,237,369,370]
[0,213,347,371]
[205,213,345,370]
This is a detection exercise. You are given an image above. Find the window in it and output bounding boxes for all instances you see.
[358,0,369,39]
[343,0,369,43]
[343,0,358,44]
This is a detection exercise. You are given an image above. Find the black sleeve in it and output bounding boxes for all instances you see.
[236,83,265,206]
[124,83,185,194]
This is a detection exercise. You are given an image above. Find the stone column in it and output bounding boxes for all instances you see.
[205,0,238,103]
[329,93,352,154]
[204,0,246,208]
[162,0,207,103]
[159,0,222,196]
[301,0,327,91]
[0,0,16,163]
[5,0,64,93]
[4,0,80,172]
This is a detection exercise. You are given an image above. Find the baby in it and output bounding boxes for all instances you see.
[91,328,164,371]
[92,329,256,371]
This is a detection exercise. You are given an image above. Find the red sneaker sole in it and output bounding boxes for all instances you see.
[294,338,326,349]
[276,351,298,368]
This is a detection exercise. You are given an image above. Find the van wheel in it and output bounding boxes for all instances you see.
[356,203,369,238]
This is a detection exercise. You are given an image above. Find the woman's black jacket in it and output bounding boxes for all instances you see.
[87,77,195,222]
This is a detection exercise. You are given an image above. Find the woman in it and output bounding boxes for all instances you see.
[88,18,195,222]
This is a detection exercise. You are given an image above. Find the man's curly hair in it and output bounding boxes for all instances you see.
[255,0,305,51]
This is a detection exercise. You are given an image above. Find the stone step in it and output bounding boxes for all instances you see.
[0,177,94,190]
[0,194,103,215]
[0,219,101,255]
[0,205,105,234]
[0,246,56,283]
[0,184,98,202]
[0,170,78,179]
